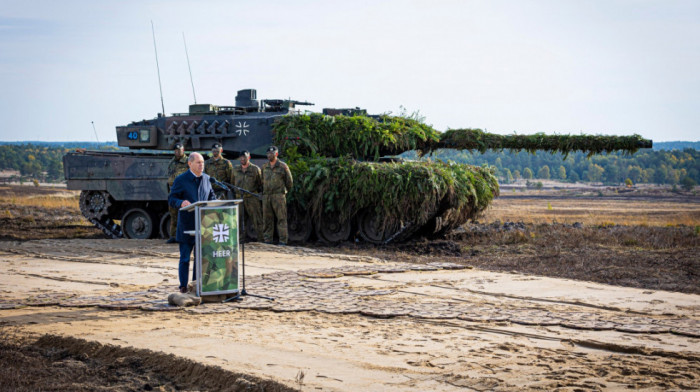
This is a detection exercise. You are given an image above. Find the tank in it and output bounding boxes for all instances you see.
[64,89,312,239]
[64,88,652,243]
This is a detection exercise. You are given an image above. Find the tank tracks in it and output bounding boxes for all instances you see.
[79,191,123,239]
[87,217,123,239]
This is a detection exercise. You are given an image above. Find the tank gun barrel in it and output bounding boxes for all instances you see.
[273,113,653,160]
[433,129,653,156]
[261,99,314,110]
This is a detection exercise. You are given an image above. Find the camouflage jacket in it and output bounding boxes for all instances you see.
[205,157,233,184]
[167,155,189,187]
[262,160,293,195]
[232,163,262,198]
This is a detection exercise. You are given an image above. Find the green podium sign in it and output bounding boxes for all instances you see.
[194,201,241,296]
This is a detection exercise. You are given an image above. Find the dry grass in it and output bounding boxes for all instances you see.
[0,194,81,211]
[484,197,700,227]
[0,185,96,240]
[0,185,81,211]
[333,188,700,294]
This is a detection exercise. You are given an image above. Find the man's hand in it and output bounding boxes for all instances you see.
[181,200,191,208]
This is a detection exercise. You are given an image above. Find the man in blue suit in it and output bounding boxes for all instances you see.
[168,152,217,293]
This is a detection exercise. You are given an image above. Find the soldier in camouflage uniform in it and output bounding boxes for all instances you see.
[262,146,293,245]
[232,151,263,241]
[204,143,233,195]
[167,143,189,243]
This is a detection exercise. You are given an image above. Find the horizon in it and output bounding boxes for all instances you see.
[1,1,699,143]
[2,139,698,152]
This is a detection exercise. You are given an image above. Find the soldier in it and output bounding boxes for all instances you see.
[232,151,263,241]
[262,146,293,245]
[166,143,189,243]
[204,143,233,195]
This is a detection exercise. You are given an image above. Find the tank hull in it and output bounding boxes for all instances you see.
[64,151,171,239]
[64,150,499,243]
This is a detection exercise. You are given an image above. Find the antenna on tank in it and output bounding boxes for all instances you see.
[182,32,197,104]
[91,121,100,143]
[151,20,166,116]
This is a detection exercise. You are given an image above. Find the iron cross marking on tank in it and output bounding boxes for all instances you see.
[235,121,249,136]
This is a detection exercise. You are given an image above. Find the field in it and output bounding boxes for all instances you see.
[490,185,700,227]
[0,184,698,390]
[0,185,98,240]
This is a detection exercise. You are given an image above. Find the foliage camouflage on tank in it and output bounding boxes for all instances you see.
[272,113,438,160]
[272,113,652,159]
[271,112,650,243]
[435,128,652,157]
[64,89,652,244]
[280,156,499,243]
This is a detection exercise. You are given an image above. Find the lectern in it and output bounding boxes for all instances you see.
[182,199,242,297]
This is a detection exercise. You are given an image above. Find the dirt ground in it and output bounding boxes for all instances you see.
[0,184,698,391]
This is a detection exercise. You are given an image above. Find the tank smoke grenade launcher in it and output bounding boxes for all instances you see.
[64,88,652,243]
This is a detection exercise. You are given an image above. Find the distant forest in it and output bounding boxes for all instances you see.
[0,141,698,188]
[0,142,119,183]
[416,147,699,189]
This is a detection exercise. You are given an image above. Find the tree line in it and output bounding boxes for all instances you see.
[0,143,118,183]
[424,147,698,189]
[0,142,697,188]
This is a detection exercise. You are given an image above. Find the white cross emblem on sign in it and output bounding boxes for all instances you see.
[235,121,250,136]
[212,223,230,243]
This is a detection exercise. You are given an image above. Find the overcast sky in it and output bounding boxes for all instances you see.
[1,0,698,142]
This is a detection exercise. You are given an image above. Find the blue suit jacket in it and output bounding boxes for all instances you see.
[168,170,217,243]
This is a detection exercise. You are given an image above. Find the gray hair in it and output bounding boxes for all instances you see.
[188,152,203,163]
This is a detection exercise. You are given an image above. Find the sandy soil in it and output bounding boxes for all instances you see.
[1,239,698,391]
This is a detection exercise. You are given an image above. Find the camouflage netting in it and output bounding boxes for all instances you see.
[271,113,649,240]
[273,113,439,161]
[272,113,652,160]
[436,128,653,157]
[286,157,498,227]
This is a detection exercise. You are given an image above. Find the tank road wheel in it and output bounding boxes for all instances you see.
[122,208,155,239]
[79,191,112,220]
[358,209,394,244]
[315,213,352,244]
[287,205,312,243]
[358,208,429,244]
[159,213,171,239]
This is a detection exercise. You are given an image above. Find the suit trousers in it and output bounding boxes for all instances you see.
[178,241,197,289]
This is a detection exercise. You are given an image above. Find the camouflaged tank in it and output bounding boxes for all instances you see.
[272,113,651,244]
[64,88,652,243]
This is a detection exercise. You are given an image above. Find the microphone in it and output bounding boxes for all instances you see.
[209,177,230,191]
